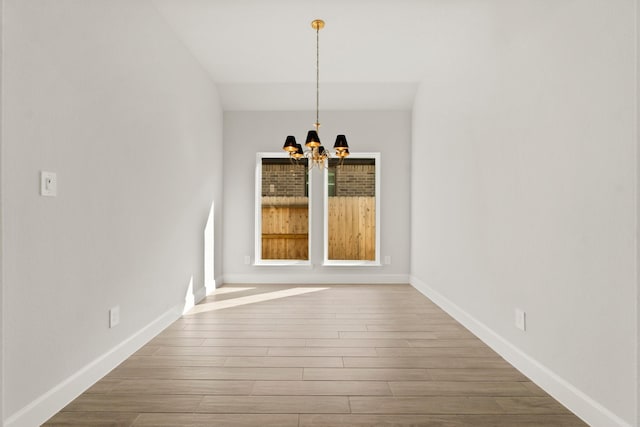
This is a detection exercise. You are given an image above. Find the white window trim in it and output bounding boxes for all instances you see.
[323,152,381,267]
[254,152,313,266]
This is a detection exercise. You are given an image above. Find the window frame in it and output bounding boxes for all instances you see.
[323,152,381,266]
[254,152,313,266]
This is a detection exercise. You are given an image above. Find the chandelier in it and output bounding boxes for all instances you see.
[282,19,349,168]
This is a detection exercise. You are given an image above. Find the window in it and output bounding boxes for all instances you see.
[324,153,381,265]
[254,153,311,265]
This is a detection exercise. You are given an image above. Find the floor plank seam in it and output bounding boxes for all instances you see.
[42,284,587,426]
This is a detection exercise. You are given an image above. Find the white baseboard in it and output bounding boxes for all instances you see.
[5,305,183,427]
[194,286,207,304]
[409,275,632,427]
[207,277,222,295]
[222,273,410,285]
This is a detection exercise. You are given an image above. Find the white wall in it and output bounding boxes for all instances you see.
[411,1,636,426]
[223,110,410,284]
[1,0,223,424]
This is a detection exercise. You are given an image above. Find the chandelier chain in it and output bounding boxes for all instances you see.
[315,25,320,131]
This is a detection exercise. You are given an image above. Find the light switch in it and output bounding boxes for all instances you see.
[40,171,57,197]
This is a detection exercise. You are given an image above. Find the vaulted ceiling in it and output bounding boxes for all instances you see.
[153,0,495,111]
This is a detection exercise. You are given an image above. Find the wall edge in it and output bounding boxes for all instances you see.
[4,305,182,427]
[410,275,633,427]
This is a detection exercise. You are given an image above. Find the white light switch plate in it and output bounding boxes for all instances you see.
[40,171,57,197]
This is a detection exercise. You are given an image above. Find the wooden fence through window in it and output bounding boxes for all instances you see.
[261,197,309,260]
[260,196,375,261]
[328,196,376,261]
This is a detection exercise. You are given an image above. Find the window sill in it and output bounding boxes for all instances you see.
[322,260,382,267]
[253,260,313,267]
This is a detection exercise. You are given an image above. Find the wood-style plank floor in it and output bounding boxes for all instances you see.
[44,284,587,426]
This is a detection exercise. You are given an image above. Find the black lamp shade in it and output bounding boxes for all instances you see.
[333,134,349,151]
[305,130,321,148]
[292,144,304,159]
[318,146,326,156]
[283,135,298,152]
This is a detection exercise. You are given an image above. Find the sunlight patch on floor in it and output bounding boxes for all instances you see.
[209,286,257,295]
[186,287,329,315]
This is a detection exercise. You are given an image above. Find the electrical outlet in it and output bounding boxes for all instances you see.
[384,255,392,265]
[515,308,526,331]
[244,255,251,265]
[109,306,120,328]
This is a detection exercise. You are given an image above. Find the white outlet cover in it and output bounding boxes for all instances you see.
[515,308,526,331]
[40,171,57,197]
[109,306,120,328]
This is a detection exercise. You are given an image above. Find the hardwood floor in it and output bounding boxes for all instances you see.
[44,284,587,426]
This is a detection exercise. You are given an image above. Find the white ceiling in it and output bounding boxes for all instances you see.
[153,0,491,111]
